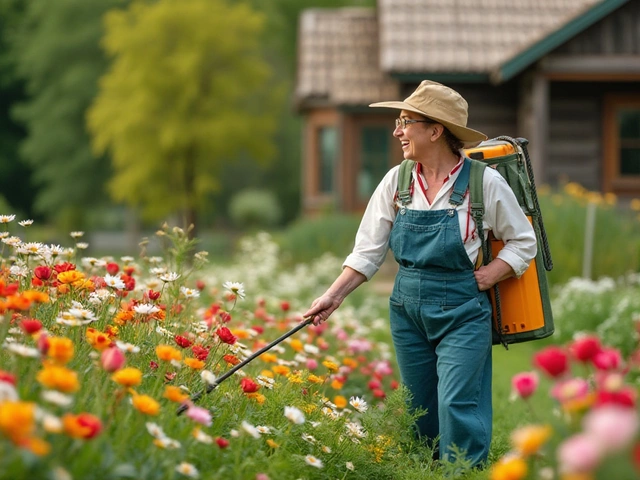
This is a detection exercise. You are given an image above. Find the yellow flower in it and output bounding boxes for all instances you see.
[111,367,142,387]
[246,392,266,404]
[114,310,135,326]
[57,270,85,284]
[22,290,50,304]
[511,424,552,457]
[333,395,347,409]
[260,370,274,378]
[131,392,160,415]
[266,439,279,449]
[272,365,290,376]
[231,329,250,339]
[163,386,189,403]
[47,337,74,364]
[490,455,527,480]
[156,345,182,362]
[330,379,344,390]
[631,198,640,211]
[183,357,205,370]
[22,437,51,456]
[322,360,338,373]
[260,353,278,363]
[287,372,303,384]
[289,339,304,353]
[307,374,325,384]
[36,364,80,393]
[85,328,112,351]
[0,401,35,443]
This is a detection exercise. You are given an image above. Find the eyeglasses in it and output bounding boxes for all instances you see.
[395,118,432,129]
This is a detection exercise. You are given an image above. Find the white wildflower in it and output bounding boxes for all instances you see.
[103,274,126,290]
[70,231,84,239]
[0,214,16,223]
[115,341,140,353]
[346,461,355,471]
[180,286,200,299]
[159,272,181,283]
[349,396,368,413]
[222,281,245,300]
[241,420,261,439]
[41,390,73,407]
[200,370,217,386]
[304,455,323,469]
[3,342,39,357]
[76,242,89,250]
[133,304,160,315]
[301,433,316,444]
[284,406,305,424]
[256,425,272,435]
[18,219,34,227]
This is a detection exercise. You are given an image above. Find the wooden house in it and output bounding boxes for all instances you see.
[295,0,640,214]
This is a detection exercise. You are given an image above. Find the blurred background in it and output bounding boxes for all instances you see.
[0,0,639,284]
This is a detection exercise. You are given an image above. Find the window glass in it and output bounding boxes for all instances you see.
[358,127,390,200]
[319,127,336,193]
[618,109,640,176]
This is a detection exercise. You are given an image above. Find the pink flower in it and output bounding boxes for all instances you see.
[551,377,590,404]
[100,347,126,372]
[557,433,603,473]
[511,371,539,399]
[569,335,602,362]
[533,346,569,378]
[583,406,639,453]
[186,405,212,426]
[306,359,318,370]
[592,347,622,371]
[256,474,270,480]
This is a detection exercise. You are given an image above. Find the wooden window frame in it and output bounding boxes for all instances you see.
[603,94,640,194]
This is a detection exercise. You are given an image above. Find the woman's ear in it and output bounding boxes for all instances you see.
[430,124,444,142]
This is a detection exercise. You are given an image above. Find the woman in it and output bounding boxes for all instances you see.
[303,80,537,467]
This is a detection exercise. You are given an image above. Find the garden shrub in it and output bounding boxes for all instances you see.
[228,188,282,230]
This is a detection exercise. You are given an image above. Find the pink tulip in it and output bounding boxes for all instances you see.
[186,405,212,426]
[583,406,639,453]
[100,347,126,372]
[511,371,539,399]
[557,433,603,473]
[592,347,622,371]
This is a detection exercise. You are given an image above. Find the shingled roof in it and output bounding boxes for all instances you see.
[296,0,624,107]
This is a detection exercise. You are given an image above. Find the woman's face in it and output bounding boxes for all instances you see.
[393,110,435,160]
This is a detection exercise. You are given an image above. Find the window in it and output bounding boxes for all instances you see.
[318,127,337,193]
[604,95,640,194]
[358,126,390,201]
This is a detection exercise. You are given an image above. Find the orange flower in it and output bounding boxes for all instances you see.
[163,386,189,403]
[114,310,135,326]
[0,401,35,443]
[131,392,160,415]
[511,425,553,457]
[85,329,111,351]
[260,370,274,378]
[47,337,74,364]
[266,438,279,449]
[490,455,527,480]
[21,290,50,304]
[322,360,339,373]
[4,295,32,311]
[22,437,51,456]
[289,339,304,353]
[36,364,80,393]
[231,329,251,340]
[62,413,102,440]
[333,395,348,409]
[73,279,95,291]
[223,354,240,366]
[57,284,70,295]
[331,379,344,390]
[260,353,278,363]
[272,365,290,376]
[156,345,182,362]
[307,374,325,384]
[246,392,266,404]
[57,271,85,284]
[183,358,205,370]
[342,357,358,369]
[111,367,142,387]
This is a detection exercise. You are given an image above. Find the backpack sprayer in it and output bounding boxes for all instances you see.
[176,316,314,415]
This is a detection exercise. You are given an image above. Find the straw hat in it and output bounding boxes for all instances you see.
[370,80,487,147]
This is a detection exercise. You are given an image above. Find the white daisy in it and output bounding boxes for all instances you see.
[241,420,261,439]
[0,382,18,402]
[70,231,84,239]
[159,272,181,283]
[133,304,160,315]
[41,390,73,407]
[346,461,355,471]
[64,308,96,321]
[154,436,181,449]
[76,242,89,250]
[180,286,200,299]
[146,422,166,439]
[284,406,305,425]
[200,370,217,386]
[18,219,34,227]
[321,445,332,453]
[304,455,324,469]
[120,256,134,263]
[2,236,21,246]
[192,428,213,444]
[115,341,140,353]
[0,214,16,223]
[17,242,44,255]
[256,375,275,389]
[148,256,164,264]
[256,425,272,435]
[349,396,368,413]
[103,274,126,290]
[222,281,246,300]
[3,342,39,357]
[345,421,366,439]
[301,433,316,443]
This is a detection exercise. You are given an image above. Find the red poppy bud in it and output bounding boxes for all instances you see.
[240,377,260,393]
[149,361,159,369]
[216,437,229,449]
[31,277,43,287]
[390,380,399,390]
[123,266,135,276]
[533,346,569,378]
[148,290,161,301]
[216,327,237,345]
[106,262,119,275]
[251,325,264,335]
[174,335,193,349]
[37,333,50,355]
[219,312,232,323]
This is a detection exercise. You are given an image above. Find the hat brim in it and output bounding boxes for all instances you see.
[369,101,487,148]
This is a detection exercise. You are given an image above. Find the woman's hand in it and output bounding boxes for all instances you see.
[304,294,343,326]
[474,258,514,291]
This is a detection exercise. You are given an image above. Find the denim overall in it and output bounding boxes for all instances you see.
[388,158,493,466]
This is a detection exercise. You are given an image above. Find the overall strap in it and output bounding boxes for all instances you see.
[449,158,471,206]
[397,159,416,207]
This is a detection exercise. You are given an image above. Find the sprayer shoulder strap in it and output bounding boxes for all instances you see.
[397,159,416,207]
[469,159,489,265]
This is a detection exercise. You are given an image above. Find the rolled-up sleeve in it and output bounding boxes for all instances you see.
[343,167,398,281]
[482,168,537,278]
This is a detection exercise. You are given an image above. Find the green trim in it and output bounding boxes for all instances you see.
[494,0,629,83]
[393,73,490,84]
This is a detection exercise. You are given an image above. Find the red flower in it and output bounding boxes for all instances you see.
[120,274,135,291]
[101,347,126,372]
[54,262,76,273]
[147,290,161,301]
[171,304,184,315]
[37,333,50,355]
[390,380,399,390]
[149,361,159,370]
[223,354,240,366]
[251,325,264,335]
[123,266,135,276]
[219,312,232,323]
[191,345,210,361]
[592,348,622,371]
[368,379,381,390]
[569,335,602,363]
[511,372,539,399]
[34,265,52,281]
[280,301,290,312]
[595,387,636,408]
[533,346,569,378]
[0,282,18,296]
[633,442,640,473]
[373,389,386,399]
[216,327,237,345]
[20,318,43,335]
[216,437,229,449]
[196,280,205,291]
[0,370,16,386]
[75,413,103,439]
[240,377,260,393]
[174,335,193,349]
[106,262,120,275]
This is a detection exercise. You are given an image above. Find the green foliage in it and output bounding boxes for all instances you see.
[228,189,283,230]
[87,0,281,224]
[537,184,640,286]
[8,0,123,223]
[276,213,362,265]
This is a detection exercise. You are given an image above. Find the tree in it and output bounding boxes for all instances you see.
[9,0,125,228]
[87,0,280,234]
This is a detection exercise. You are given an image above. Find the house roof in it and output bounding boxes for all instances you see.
[296,0,628,107]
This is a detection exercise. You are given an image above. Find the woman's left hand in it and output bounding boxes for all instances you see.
[474,259,514,291]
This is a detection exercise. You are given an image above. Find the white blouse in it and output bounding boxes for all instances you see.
[343,158,538,281]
